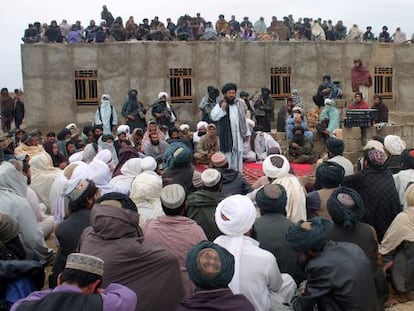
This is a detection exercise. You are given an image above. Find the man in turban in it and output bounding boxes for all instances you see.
[325,137,354,176]
[214,195,296,310]
[343,148,401,240]
[383,134,406,174]
[253,87,274,132]
[253,184,304,285]
[210,83,249,172]
[286,217,378,310]
[393,148,414,209]
[177,241,255,310]
[306,161,345,220]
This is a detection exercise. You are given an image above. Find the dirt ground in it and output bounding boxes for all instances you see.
[387,301,414,310]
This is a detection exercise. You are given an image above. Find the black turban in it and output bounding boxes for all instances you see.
[256,184,287,216]
[239,91,249,97]
[261,87,270,94]
[186,241,235,290]
[57,128,71,140]
[96,192,138,212]
[326,137,344,156]
[401,148,414,169]
[286,217,333,254]
[221,83,237,95]
[327,186,365,230]
[316,161,345,188]
[207,85,215,92]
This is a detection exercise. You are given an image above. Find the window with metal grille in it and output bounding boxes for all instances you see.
[169,68,192,103]
[270,67,291,98]
[74,70,99,105]
[374,67,393,99]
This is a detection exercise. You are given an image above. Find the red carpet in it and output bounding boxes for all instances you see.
[195,162,314,185]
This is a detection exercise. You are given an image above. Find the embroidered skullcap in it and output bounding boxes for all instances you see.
[201,168,222,188]
[160,184,186,209]
[215,195,256,236]
[327,186,365,230]
[141,156,157,172]
[186,241,235,290]
[256,184,287,215]
[364,148,387,167]
[262,154,290,179]
[62,179,90,202]
[211,152,228,168]
[221,83,237,95]
[286,217,333,254]
[384,135,406,156]
[65,253,104,276]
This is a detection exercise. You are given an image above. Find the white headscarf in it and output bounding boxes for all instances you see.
[262,154,290,179]
[88,158,113,195]
[141,156,157,172]
[82,143,98,164]
[214,195,256,293]
[30,153,61,209]
[68,151,83,163]
[130,171,163,226]
[97,136,118,166]
[384,135,406,156]
[110,158,142,195]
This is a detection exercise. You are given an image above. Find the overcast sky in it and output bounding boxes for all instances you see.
[1,0,413,89]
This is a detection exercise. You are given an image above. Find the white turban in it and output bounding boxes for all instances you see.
[158,91,168,99]
[262,154,290,179]
[120,158,142,176]
[179,124,190,131]
[65,123,77,130]
[384,135,406,156]
[197,121,208,131]
[141,156,157,172]
[117,124,130,136]
[215,195,256,237]
[68,151,83,163]
[95,149,112,165]
[363,140,385,153]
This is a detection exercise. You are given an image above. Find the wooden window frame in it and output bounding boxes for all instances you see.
[169,68,192,103]
[74,69,99,105]
[374,67,393,99]
[270,67,292,99]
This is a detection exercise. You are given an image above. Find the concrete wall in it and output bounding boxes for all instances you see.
[21,41,414,132]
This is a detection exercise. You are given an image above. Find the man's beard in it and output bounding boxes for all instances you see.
[198,131,206,137]
[151,140,160,145]
[293,134,305,145]
[226,97,235,105]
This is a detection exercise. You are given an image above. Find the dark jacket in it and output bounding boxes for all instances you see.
[151,100,176,129]
[221,169,252,196]
[50,209,91,288]
[293,241,378,311]
[187,190,225,241]
[343,167,401,240]
[177,288,255,311]
[253,214,304,285]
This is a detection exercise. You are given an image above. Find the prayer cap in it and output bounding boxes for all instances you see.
[215,195,256,237]
[326,137,344,155]
[62,179,90,202]
[262,154,290,179]
[211,152,228,168]
[286,217,333,254]
[201,168,221,188]
[221,83,237,95]
[384,135,406,156]
[256,184,287,215]
[65,253,104,276]
[186,241,234,290]
[316,161,345,188]
[327,186,364,230]
[161,184,186,209]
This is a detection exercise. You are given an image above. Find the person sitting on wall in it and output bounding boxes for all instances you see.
[312,74,343,109]
[289,126,315,164]
[349,92,370,109]
[371,94,389,123]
